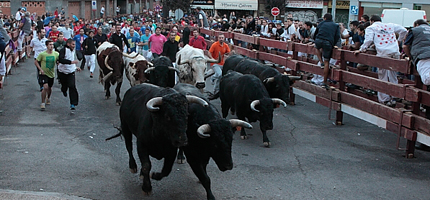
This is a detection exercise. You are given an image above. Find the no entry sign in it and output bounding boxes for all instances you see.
[271,7,280,17]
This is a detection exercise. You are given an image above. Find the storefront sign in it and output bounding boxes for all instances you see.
[328,1,350,9]
[215,0,258,10]
[191,0,214,5]
[286,0,323,9]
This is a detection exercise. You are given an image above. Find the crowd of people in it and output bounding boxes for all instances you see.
[1,6,430,119]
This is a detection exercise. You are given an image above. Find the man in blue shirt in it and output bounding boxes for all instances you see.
[72,28,88,69]
[139,29,151,60]
[126,28,140,53]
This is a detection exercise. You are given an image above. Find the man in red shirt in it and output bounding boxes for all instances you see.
[48,25,60,42]
[189,29,207,50]
[73,22,83,36]
[208,33,230,99]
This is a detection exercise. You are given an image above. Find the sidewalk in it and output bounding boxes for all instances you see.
[0,189,92,200]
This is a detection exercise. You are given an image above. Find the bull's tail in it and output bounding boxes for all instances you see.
[105,126,123,141]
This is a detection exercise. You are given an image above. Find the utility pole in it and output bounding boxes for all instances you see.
[331,0,336,22]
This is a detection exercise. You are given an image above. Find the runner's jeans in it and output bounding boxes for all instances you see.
[58,71,79,106]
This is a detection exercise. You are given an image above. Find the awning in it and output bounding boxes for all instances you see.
[215,0,258,10]
[191,4,215,10]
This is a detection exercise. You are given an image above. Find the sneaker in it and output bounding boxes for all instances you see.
[321,83,331,90]
[46,98,51,105]
[90,72,93,78]
[70,104,76,110]
[40,103,46,111]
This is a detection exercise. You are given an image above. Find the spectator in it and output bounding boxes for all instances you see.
[59,23,73,39]
[189,29,207,50]
[116,6,120,16]
[403,19,430,119]
[100,6,105,18]
[148,27,166,58]
[314,13,341,90]
[355,15,407,106]
[196,7,209,29]
[17,12,32,53]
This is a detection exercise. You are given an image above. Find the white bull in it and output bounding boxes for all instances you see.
[176,45,220,89]
[123,52,153,87]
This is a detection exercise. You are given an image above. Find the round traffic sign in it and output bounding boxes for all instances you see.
[271,7,280,17]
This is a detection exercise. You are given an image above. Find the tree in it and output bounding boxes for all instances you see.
[265,0,286,15]
[162,0,192,18]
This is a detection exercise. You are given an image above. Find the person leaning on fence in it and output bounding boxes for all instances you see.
[354,14,407,107]
[313,13,341,90]
[403,19,430,119]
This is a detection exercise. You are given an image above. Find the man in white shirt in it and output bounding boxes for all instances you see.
[100,6,105,18]
[30,29,48,90]
[59,23,73,39]
[355,15,407,106]
[15,8,23,21]
[280,18,297,41]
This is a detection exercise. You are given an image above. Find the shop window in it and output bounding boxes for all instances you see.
[414,5,422,10]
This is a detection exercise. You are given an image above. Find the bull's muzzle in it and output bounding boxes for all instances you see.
[196,82,205,89]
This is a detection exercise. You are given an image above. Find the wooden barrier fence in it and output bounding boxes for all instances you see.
[159,24,430,158]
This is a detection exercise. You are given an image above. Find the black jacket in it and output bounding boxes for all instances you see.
[109,33,129,51]
[83,37,98,55]
[162,40,179,62]
[94,33,107,47]
[314,20,340,46]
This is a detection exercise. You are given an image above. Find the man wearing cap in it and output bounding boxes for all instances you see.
[17,11,32,53]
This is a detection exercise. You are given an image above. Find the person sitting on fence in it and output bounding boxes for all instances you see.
[355,14,407,107]
[17,12,32,53]
[313,13,341,90]
[403,18,430,151]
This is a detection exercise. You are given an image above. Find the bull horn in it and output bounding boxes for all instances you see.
[102,71,113,83]
[197,124,211,138]
[207,52,221,63]
[168,67,180,73]
[122,52,139,58]
[104,55,113,70]
[147,61,153,66]
[146,97,163,112]
[229,119,253,129]
[144,67,155,73]
[263,77,275,83]
[250,100,260,112]
[272,98,287,108]
[178,54,189,65]
[186,95,209,107]
[204,69,215,79]
[285,75,302,80]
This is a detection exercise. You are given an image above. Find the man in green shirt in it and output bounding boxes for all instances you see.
[35,40,59,111]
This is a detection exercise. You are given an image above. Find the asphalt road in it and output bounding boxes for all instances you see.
[1,57,430,200]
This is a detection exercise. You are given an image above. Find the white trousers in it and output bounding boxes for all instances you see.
[17,31,27,51]
[84,54,96,73]
[377,53,400,103]
[417,58,430,85]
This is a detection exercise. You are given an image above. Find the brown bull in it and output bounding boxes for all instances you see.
[97,42,125,105]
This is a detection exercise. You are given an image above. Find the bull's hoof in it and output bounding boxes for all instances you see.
[177,158,186,164]
[150,172,164,180]
[263,142,271,147]
[105,96,110,100]
[241,135,247,140]
[130,168,138,174]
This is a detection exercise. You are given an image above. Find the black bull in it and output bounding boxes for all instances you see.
[220,71,287,147]
[97,47,125,105]
[114,83,208,195]
[222,54,301,104]
[173,83,252,200]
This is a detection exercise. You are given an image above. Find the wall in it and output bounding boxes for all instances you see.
[0,1,11,16]
[68,1,81,19]
[22,1,46,16]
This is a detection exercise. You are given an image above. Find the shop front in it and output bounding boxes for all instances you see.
[285,0,323,23]
[191,0,215,16]
[328,0,350,25]
[215,0,258,19]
